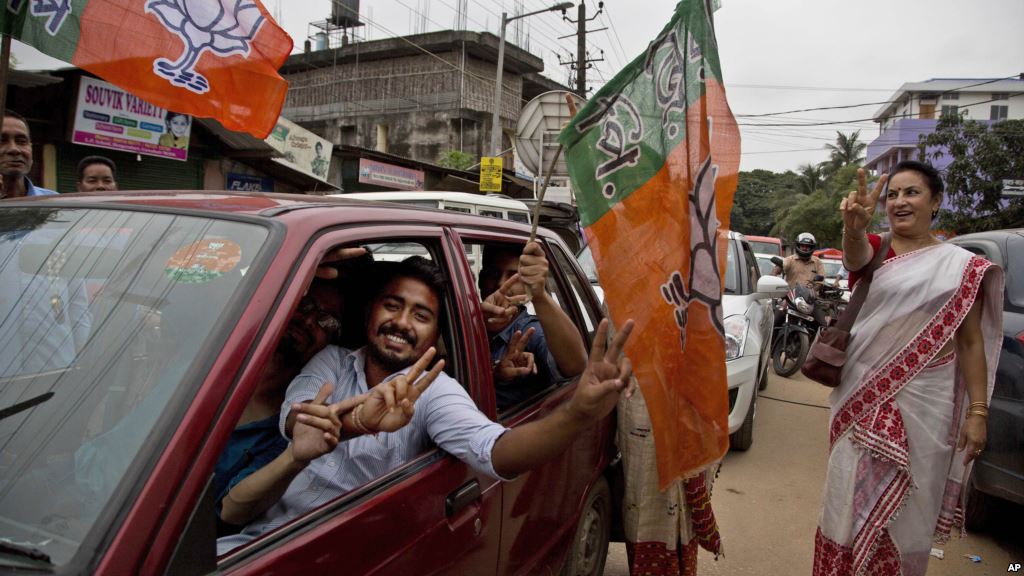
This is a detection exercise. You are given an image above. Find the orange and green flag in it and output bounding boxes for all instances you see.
[560,0,740,488]
[2,0,292,138]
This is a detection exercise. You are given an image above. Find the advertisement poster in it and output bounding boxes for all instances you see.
[226,173,274,192]
[357,159,425,191]
[72,77,192,161]
[266,117,333,183]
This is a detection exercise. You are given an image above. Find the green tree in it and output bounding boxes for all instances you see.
[918,116,1024,233]
[437,150,476,171]
[822,131,867,176]
[797,163,824,195]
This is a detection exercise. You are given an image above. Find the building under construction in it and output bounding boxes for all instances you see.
[280,1,567,169]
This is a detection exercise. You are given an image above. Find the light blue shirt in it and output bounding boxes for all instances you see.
[24,177,58,196]
[217,346,509,554]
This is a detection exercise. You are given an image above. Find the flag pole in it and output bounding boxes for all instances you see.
[528,93,579,243]
[0,34,11,116]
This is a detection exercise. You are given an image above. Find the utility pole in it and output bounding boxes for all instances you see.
[559,1,605,97]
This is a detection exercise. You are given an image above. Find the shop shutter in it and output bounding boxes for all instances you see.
[56,143,203,193]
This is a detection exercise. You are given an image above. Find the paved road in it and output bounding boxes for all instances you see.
[604,371,1023,575]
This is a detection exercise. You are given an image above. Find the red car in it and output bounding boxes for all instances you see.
[0,192,614,575]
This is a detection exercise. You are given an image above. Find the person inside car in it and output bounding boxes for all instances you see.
[478,241,587,410]
[216,256,634,554]
[215,247,370,535]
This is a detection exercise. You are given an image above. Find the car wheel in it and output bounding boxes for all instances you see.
[962,472,993,532]
[772,330,808,378]
[561,476,611,576]
[729,389,756,451]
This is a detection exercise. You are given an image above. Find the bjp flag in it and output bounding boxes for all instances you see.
[560,0,740,488]
[3,0,292,138]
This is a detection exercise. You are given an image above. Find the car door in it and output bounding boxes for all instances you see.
[740,239,772,362]
[451,227,612,575]
[160,223,503,576]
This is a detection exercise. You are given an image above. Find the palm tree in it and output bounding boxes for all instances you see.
[822,131,867,175]
[797,163,824,195]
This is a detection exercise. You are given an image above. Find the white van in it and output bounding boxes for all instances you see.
[332,191,533,276]
[334,191,532,224]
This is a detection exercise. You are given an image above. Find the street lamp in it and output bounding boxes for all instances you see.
[490,2,573,157]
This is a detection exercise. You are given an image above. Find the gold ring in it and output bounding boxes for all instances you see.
[974,449,983,455]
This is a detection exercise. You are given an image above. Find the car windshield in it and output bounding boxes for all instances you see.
[821,259,844,278]
[0,207,268,567]
[748,240,780,256]
[576,244,599,284]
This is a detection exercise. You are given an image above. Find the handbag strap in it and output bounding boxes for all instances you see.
[834,233,891,332]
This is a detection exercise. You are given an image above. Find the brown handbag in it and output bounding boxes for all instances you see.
[801,233,891,387]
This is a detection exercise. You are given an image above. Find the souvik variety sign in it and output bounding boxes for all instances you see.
[73,77,193,161]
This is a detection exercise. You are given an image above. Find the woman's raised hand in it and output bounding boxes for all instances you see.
[840,168,887,235]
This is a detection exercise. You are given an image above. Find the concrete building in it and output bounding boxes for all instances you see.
[279,29,568,173]
[864,77,1024,174]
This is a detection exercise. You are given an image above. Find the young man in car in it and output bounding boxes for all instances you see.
[75,156,119,192]
[216,256,633,554]
[0,111,57,198]
[479,241,587,409]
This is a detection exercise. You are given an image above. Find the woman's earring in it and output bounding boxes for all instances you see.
[931,209,939,219]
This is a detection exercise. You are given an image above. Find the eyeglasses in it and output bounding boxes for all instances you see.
[297,296,341,333]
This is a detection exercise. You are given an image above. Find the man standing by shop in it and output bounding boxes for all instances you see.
[1,111,57,198]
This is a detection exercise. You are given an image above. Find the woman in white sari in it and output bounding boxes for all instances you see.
[814,161,1003,576]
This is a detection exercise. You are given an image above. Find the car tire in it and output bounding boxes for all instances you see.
[962,472,993,532]
[729,389,756,451]
[561,476,611,576]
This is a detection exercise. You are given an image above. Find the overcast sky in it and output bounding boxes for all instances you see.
[13,0,1024,173]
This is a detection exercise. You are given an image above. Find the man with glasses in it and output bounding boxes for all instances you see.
[213,277,347,535]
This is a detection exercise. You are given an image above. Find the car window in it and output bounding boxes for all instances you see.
[742,241,760,294]
[549,242,601,339]
[213,236,469,560]
[576,244,599,285]
[1006,234,1024,309]
[463,238,584,416]
[0,207,270,568]
[507,211,530,224]
[756,256,774,277]
[724,240,739,294]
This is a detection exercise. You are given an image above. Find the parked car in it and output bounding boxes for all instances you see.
[743,235,784,257]
[0,192,613,575]
[576,232,787,451]
[948,229,1024,529]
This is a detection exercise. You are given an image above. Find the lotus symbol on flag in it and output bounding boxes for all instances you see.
[145,0,267,94]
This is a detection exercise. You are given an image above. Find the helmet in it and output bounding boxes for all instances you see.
[795,232,816,259]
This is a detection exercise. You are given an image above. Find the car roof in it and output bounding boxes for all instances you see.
[0,191,559,241]
[949,228,1024,242]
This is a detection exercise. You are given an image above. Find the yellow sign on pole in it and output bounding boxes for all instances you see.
[479,156,503,192]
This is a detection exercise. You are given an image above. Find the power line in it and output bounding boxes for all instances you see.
[736,76,1020,119]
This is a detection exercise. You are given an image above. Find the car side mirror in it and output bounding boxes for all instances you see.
[770,256,784,267]
[756,275,789,299]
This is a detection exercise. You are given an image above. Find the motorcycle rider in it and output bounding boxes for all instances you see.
[773,232,827,327]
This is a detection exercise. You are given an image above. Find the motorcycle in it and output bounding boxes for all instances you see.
[769,257,848,377]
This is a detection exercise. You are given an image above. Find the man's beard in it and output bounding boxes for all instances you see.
[367,326,419,374]
[276,328,310,368]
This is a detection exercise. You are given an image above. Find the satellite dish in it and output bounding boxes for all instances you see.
[515,90,586,179]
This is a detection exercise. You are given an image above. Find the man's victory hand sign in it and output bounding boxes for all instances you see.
[840,168,888,235]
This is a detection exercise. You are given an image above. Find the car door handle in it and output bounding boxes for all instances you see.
[445,480,481,518]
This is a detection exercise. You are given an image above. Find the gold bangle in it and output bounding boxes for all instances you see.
[967,408,989,419]
[352,402,372,435]
[969,401,988,409]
